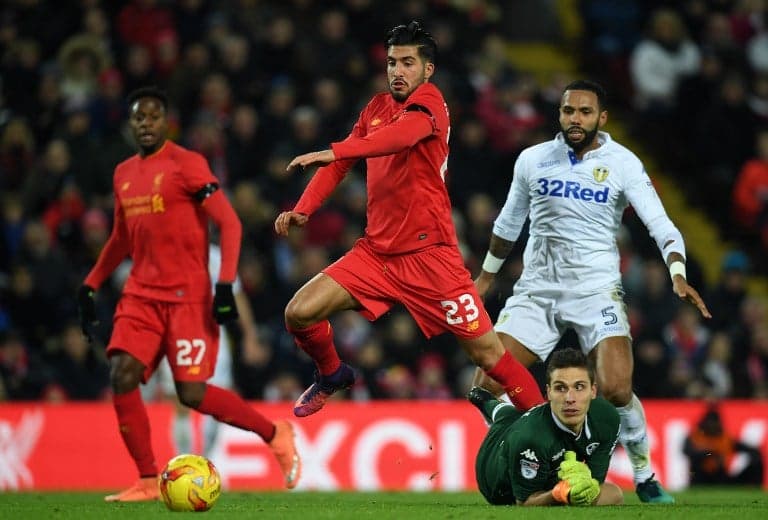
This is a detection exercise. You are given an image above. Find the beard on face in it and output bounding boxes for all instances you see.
[562,125,599,153]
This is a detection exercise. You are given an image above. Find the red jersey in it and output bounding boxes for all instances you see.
[88,141,219,303]
[296,82,456,254]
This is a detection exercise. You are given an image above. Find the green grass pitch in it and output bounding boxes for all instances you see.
[1,488,766,519]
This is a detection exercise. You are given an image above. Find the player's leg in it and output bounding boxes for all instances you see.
[169,302,301,489]
[467,386,522,424]
[104,297,165,502]
[470,332,540,397]
[175,380,300,489]
[595,482,625,505]
[591,336,674,504]
[394,245,545,411]
[107,351,160,502]
[287,242,396,417]
[201,328,232,457]
[457,331,545,411]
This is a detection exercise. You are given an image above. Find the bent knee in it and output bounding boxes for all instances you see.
[284,297,317,330]
[176,384,206,409]
[599,382,632,406]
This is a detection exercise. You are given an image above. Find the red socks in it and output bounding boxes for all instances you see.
[196,384,276,442]
[287,320,341,376]
[113,389,157,477]
[486,350,545,411]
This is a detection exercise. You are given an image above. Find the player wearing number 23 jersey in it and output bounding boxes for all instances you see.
[298,81,490,339]
[276,22,544,419]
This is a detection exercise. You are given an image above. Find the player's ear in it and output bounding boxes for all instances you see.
[598,110,608,128]
[424,61,434,81]
[590,383,597,399]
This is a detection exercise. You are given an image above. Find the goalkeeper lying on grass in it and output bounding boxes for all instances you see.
[470,348,625,506]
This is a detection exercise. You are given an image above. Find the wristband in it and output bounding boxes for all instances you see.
[669,261,686,280]
[482,252,505,274]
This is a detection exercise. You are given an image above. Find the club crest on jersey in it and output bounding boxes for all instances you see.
[520,459,539,479]
[586,442,600,455]
[593,166,610,182]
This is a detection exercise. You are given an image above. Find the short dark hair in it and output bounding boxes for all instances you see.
[546,348,595,384]
[126,86,169,111]
[385,20,437,64]
[562,79,607,111]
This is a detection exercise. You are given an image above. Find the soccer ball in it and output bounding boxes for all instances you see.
[158,454,221,512]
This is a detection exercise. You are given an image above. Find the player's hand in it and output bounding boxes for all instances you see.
[568,476,600,506]
[77,284,99,343]
[213,283,239,324]
[286,149,335,171]
[671,277,712,319]
[557,451,592,482]
[274,211,309,236]
[474,271,494,298]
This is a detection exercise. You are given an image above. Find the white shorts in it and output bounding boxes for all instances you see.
[493,287,631,362]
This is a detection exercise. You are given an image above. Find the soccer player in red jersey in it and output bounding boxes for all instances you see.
[77,87,300,501]
[274,22,545,418]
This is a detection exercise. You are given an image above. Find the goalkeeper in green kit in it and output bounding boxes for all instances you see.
[470,348,625,506]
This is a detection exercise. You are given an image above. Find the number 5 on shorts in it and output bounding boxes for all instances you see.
[176,338,206,366]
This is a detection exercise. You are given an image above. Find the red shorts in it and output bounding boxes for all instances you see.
[324,239,493,339]
[107,294,219,383]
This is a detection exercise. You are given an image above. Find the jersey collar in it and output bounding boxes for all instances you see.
[551,409,592,440]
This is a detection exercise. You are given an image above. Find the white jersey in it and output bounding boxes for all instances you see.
[493,131,685,294]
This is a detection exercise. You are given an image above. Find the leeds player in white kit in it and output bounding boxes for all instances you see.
[473,80,711,504]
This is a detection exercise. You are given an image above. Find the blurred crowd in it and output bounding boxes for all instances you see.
[0,0,766,404]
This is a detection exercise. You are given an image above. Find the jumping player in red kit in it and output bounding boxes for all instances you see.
[274,21,545,418]
[78,87,300,501]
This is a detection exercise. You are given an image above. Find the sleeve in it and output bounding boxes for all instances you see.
[331,110,434,160]
[180,151,219,193]
[508,436,555,503]
[202,190,241,283]
[585,399,621,483]
[293,161,354,216]
[84,195,130,289]
[623,159,686,261]
[293,108,367,216]
[492,151,531,241]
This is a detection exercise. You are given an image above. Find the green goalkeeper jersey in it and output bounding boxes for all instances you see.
[475,397,620,505]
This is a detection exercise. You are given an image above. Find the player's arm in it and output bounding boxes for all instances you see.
[83,198,130,289]
[475,233,516,297]
[331,108,434,159]
[197,185,241,284]
[625,165,711,318]
[475,153,530,296]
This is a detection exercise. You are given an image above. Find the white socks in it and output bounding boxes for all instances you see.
[616,393,653,484]
[172,413,192,454]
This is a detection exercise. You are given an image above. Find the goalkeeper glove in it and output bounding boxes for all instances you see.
[212,283,239,324]
[557,451,592,482]
[568,476,600,506]
[77,285,99,343]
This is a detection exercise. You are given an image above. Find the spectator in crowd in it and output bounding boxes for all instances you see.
[732,127,768,256]
[683,404,763,485]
